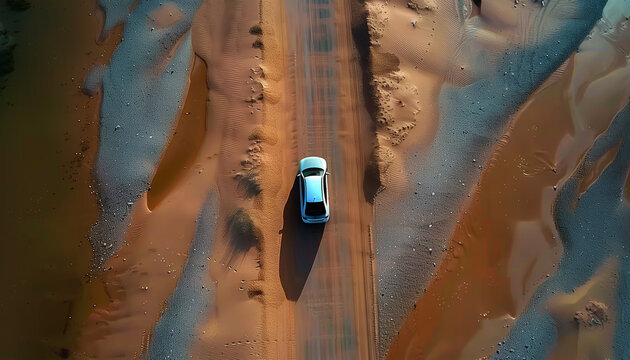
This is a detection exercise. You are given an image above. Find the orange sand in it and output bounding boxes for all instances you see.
[386,45,630,358]
[385,59,575,360]
[187,0,267,357]
[247,0,379,357]
[76,0,272,357]
[0,1,120,357]
[148,56,207,210]
[251,0,298,357]
[364,0,630,357]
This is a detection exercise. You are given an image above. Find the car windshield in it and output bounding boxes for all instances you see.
[302,167,324,177]
[305,201,326,216]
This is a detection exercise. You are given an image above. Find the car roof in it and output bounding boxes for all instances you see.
[304,176,324,203]
[299,156,327,172]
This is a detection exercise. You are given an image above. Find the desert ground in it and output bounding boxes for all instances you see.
[0,0,629,359]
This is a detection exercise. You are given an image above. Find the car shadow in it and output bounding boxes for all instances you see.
[279,177,325,301]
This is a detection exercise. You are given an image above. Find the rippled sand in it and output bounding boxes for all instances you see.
[374,0,630,358]
[1,0,628,358]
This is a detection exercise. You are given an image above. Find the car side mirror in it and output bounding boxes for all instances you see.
[297,173,302,177]
[326,172,330,175]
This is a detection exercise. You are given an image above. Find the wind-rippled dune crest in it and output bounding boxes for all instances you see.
[148,192,218,359]
[369,0,609,353]
[76,0,269,357]
[90,0,202,265]
[493,7,630,353]
[497,103,630,359]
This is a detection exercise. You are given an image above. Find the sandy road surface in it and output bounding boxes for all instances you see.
[280,0,377,358]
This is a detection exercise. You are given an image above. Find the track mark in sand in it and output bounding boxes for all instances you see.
[283,0,376,358]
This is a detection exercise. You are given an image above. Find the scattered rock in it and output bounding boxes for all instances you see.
[573,301,609,327]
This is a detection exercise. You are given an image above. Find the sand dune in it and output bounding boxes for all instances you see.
[377,0,630,358]
[76,0,267,357]
[89,0,202,266]
[79,0,630,357]
[364,0,613,355]
[4,0,630,358]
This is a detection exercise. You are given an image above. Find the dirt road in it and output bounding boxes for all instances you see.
[279,0,377,358]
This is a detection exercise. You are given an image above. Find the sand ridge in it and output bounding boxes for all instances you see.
[360,0,613,356]
[5,0,629,358]
[383,37,628,356]
[376,0,630,357]
[186,0,268,357]
[74,0,269,357]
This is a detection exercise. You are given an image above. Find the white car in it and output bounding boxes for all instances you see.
[297,156,330,223]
